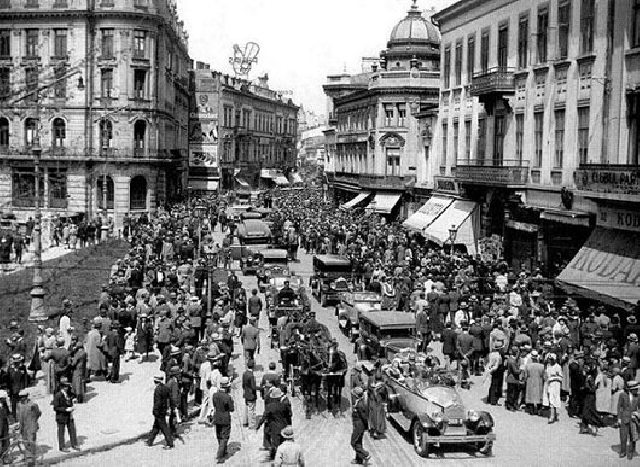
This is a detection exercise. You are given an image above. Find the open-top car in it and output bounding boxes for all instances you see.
[356,310,418,361]
[241,248,263,275]
[337,291,381,342]
[310,255,352,307]
[264,275,305,309]
[257,249,289,292]
[383,363,495,458]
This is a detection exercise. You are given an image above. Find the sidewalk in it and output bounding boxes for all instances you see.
[2,244,78,276]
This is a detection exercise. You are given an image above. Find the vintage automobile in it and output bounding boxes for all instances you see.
[257,249,289,292]
[264,275,304,309]
[384,368,496,457]
[310,255,352,307]
[356,310,418,360]
[337,292,381,342]
[236,219,272,250]
[241,248,263,275]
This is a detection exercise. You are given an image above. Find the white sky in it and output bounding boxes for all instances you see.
[178,0,455,115]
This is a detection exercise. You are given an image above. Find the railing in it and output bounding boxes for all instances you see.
[575,163,640,197]
[470,67,515,96]
[360,174,416,190]
[0,146,185,163]
[455,159,529,186]
[333,172,360,185]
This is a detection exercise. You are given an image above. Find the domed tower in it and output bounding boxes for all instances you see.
[381,1,441,72]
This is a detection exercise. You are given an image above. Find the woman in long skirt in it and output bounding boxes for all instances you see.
[594,364,612,421]
[545,354,563,424]
[581,366,605,435]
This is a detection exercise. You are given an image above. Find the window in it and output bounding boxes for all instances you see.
[0,117,8,148]
[537,7,549,63]
[130,176,147,210]
[454,41,462,85]
[25,67,38,102]
[384,103,394,126]
[134,30,147,59]
[634,0,640,48]
[397,103,406,126]
[48,168,67,208]
[480,31,490,73]
[0,67,9,101]
[464,120,471,161]
[100,119,113,149]
[580,0,595,54]
[558,1,571,60]
[134,0,147,8]
[444,46,451,88]
[536,74,546,99]
[223,106,233,127]
[386,148,400,176]
[97,176,114,210]
[53,29,67,58]
[579,62,592,90]
[578,107,590,164]
[453,122,459,165]
[101,29,114,58]
[52,118,65,148]
[25,118,38,147]
[54,66,66,98]
[517,78,526,102]
[12,167,43,208]
[441,122,448,167]
[467,35,475,82]
[556,68,568,96]
[134,69,146,99]
[26,29,38,57]
[554,110,565,168]
[534,112,544,167]
[477,118,486,162]
[0,29,10,57]
[498,24,508,69]
[515,114,524,163]
[134,120,146,156]
[494,115,505,165]
[101,68,113,97]
[518,16,528,69]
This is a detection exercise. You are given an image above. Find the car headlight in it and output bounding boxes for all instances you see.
[467,410,481,422]
[431,412,444,424]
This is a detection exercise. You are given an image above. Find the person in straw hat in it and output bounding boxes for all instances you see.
[350,386,370,465]
[211,376,234,463]
[53,377,79,452]
[147,374,174,450]
[617,380,639,459]
[274,425,305,467]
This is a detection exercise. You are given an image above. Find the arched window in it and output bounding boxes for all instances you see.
[134,120,146,157]
[25,118,38,147]
[0,117,8,148]
[130,175,147,210]
[100,119,113,149]
[52,118,66,148]
[96,176,114,209]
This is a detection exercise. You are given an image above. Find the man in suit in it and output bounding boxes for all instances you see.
[456,322,474,388]
[16,390,41,467]
[52,377,79,452]
[147,374,174,449]
[350,386,370,465]
[257,387,292,461]
[242,360,258,429]
[469,319,484,376]
[241,318,260,367]
[415,304,430,353]
[7,354,28,419]
[211,377,235,464]
[441,322,458,370]
[105,321,123,383]
[618,380,639,459]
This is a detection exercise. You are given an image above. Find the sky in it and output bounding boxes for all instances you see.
[177,0,455,116]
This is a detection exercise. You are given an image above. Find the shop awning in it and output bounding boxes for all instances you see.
[540,209,591,227]
[556,228,640,309]
[274,176,289,186]
[373,193,401,214]
[189,180,219,191]
[235,178,249,187]
[291,173,303,184]
[423,200,479,255]
[403,196,454,232]
[341,192,370,210]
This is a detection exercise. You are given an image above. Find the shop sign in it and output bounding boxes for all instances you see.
[597,205,640,232]
[189,145,218,168]
[576,167,640,196]
[433,176,458,194]
[194,71,217,92]
[189,119,219,143]
[506,220,538,233]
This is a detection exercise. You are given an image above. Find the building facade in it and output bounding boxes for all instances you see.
[0,0,190,232]
[323,3,440,218]
[432,0,640,309]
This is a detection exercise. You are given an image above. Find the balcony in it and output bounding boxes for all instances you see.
[575,163,640,201]
[470,67,515,114]
[333,171,360,186]
[360,174,416,190]
[455,159,529,187]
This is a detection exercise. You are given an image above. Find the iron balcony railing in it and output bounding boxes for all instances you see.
[455,159,529,186]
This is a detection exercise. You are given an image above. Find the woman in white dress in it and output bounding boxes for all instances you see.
[545,353,563,424]
[594,364,612,416]
[609,368,625,427]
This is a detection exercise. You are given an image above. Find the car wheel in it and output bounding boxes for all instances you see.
[412,422,429,458]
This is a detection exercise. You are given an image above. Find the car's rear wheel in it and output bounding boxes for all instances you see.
[412,422,429,458]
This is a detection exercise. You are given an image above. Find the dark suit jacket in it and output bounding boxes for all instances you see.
[456,332,474,357]
[441,329,458,355]
[211,390,235,425]
[104,330,122,358]
[259,399,292,435]
[617,391,639,424]
[351,397,369,432]
[152,383,173,417]
[53,390,74,423]
[242,370,257,401]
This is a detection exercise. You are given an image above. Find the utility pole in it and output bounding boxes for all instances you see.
[29,136,46,321]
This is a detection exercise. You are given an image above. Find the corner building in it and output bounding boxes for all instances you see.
[0,0,190,232]
[431,0,640,310]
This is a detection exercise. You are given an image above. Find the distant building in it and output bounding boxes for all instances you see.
[0,0,190,232]
[323,2,440,218]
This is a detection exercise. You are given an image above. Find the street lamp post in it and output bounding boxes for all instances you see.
[29,142,47,321]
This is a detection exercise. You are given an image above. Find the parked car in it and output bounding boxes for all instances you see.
[337,292,381,341]
[257,249,289,292]
[310,254,352,307]
[356,311,418,360]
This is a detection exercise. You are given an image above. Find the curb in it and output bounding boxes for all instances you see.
[42,408,201,465]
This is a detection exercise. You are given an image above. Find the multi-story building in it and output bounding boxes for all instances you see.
[323,3,440,218]
[431,0,640,310]
[0,0,190,233]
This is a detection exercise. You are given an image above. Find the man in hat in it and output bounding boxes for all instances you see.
[211,376,234,463]
[257,386,292,461]
[486,341,504,406]
[274,426,305,467]
[166,365,182,437]
[148,374,174,449]
[241,317,260,367]
[86,318,106,378]
[350,386,370,465]
[350,363,366,404]
[625,333,639,381]
[242,360,258,429]
[104,321,123,383]
[16,389,41,466]
[7,354,28,419]
[53,377,79,452]
[617,380,639,459]
[326,339,347,415]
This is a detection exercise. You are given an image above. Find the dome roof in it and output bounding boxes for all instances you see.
[389,2,440,45]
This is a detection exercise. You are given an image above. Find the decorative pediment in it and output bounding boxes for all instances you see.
[379,132,405,148]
